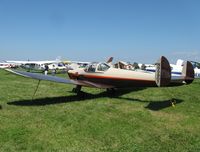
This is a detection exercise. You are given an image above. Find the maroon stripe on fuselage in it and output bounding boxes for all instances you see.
[68,73,156,88]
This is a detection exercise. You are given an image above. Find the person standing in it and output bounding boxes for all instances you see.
[44,64,49,75]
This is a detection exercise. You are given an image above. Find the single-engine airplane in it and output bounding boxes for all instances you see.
[6,56,194,95]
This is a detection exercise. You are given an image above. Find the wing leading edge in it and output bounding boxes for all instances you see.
[5,69,74,84]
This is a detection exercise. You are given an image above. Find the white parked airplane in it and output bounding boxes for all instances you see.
[145,59,200,78]
[5,58,63,71]
[48,63,67,70]
[0,62,11,69]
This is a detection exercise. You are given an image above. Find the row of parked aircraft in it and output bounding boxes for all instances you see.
[4,59,66,70]
[1,57,200,78]
[0,59,84,71]
[0,57,109,71]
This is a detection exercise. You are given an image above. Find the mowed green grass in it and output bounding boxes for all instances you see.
[0,69,200,152]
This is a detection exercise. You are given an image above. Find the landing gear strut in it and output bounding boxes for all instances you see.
[72,85,82,94]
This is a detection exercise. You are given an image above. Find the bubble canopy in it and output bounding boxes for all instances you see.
[84,62,110,72]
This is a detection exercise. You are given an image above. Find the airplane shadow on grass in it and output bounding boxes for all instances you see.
[7,87,183,111]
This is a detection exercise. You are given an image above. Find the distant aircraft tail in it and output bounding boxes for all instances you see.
[170,61,194,85]
[155,56,171,87]
[106,57,113,64]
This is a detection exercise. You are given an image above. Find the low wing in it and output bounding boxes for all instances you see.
[6,69,74,84]
[5,69,114,89]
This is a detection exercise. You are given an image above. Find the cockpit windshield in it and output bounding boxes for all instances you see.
[84,62,110,72]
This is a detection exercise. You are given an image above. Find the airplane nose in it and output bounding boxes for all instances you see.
[67,70,79,79]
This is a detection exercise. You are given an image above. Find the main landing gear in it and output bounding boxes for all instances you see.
[72,85,82,94]
[72,85,86,97]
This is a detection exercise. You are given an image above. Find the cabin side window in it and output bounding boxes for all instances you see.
[97,63,110,71]
[87,64,96,72]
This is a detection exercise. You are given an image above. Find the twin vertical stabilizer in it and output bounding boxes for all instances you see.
[155,56,194,87]
[155,56,171,87]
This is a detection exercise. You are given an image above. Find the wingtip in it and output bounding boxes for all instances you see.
[5,68,30,78]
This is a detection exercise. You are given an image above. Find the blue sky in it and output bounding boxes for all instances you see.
[0,0,200,63]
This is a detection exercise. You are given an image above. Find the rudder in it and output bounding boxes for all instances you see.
[182,61,194,84]
[155,56,171,87]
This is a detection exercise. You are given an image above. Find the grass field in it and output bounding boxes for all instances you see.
[0,69,200,152]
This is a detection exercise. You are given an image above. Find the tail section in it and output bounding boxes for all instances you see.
[155,56,171,87]
[182,61,194,84]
